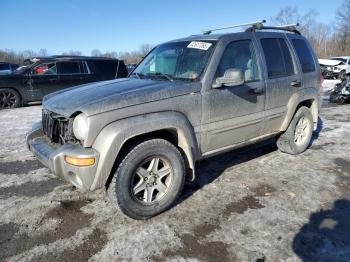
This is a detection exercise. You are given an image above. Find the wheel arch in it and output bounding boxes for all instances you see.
[0,86,23,106]
[90,111,199,190]
[280,88,319,131]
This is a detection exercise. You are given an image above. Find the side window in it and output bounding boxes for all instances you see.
[261,38,295,78]
[291,39,316,73]
[216,40,259,82]
[57,61,81,74]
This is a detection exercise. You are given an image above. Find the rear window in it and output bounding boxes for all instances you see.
[91,60,118,77]
[291,39,316,73]
[261,38,295,78]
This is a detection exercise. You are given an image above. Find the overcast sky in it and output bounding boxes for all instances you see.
[0,0,344,55]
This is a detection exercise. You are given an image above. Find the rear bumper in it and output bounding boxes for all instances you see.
[26,122,99,191]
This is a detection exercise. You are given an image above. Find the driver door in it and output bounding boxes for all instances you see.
[201,36,266,154]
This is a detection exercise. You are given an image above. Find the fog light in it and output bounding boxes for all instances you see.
[64,156,95,167]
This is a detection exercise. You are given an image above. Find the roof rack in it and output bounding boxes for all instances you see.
[246,23,301,35]
[202,20,266,35]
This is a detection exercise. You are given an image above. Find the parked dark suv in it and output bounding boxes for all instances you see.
[0,56,128,109]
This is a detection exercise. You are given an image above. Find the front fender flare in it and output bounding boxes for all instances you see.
[90,111,199,190]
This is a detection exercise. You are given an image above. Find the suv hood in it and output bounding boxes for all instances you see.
[318,59,343,66]
[43,78,200,117]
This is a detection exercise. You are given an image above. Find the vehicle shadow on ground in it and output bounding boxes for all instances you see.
[310,117,324,146]
[179,139,278,204]
[293,199,350,261]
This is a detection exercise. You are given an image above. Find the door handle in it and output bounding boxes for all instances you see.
[249,87,264,95]
[291,80,301,87]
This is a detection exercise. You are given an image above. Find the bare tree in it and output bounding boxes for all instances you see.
[61,50,82,56]
[139,44,153,57]
[336,0,350,32]
[38,48,48,57]
[335,0,350,53]
[270,7,318,38]
[91,49,101,57]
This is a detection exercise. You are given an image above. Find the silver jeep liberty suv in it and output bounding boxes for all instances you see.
[27,21,322,219]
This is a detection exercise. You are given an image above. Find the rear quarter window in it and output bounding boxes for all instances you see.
[291,39,316,73]
[91,60,118,78]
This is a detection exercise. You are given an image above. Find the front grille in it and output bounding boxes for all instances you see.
[42,110,70,144]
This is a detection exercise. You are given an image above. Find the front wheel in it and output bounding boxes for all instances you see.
[277,106,314,155]
[107,138,185,219]
[0,88,21,109]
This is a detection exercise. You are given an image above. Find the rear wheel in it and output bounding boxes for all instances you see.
[277,106,314,155]
[107,138,185,219]
[0,88,21,109]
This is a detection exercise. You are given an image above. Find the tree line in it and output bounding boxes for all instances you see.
[1,0,349,65]
[271,0,350,58]
[0,44,153,65]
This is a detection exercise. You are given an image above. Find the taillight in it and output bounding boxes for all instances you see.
[319,74,324,95]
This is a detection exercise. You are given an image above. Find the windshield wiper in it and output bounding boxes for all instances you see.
[172,76,197,82]
[148,72,174,82]
[130,72,145,79]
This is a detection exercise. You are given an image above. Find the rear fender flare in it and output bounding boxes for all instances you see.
[280,87,319,131]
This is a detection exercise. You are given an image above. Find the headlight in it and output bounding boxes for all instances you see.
[73,113,89,141]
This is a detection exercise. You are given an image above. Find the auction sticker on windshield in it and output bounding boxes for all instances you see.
[187,41,212,50]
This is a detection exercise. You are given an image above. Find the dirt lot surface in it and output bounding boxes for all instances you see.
[0,99,350,261]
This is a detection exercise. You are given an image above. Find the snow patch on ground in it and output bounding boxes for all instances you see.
[0,103,350,261]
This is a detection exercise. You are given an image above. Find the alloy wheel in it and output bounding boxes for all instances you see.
[0,90,18,109]
[294,116,311,146]
[131,156,173,204]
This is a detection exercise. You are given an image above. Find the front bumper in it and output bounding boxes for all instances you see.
[26,122,99,191]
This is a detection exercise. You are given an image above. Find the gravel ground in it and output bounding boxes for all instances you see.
[0,87,349,261]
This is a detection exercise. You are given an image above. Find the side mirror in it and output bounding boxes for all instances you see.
[212,68,244,88]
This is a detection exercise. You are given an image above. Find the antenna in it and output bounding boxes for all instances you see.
[202,20,266,35]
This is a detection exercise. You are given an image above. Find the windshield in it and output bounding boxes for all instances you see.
[132,40,216,81]
[12,65,30,74]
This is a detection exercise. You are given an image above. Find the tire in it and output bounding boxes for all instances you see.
[0,88,21,109]
[107,138,185,220]
[276,106,314,155]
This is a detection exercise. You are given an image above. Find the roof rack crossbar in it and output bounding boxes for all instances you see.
[246,23,301,35]
[202,20,266,35]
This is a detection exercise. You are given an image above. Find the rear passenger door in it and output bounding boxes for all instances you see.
[254,33,301,134]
